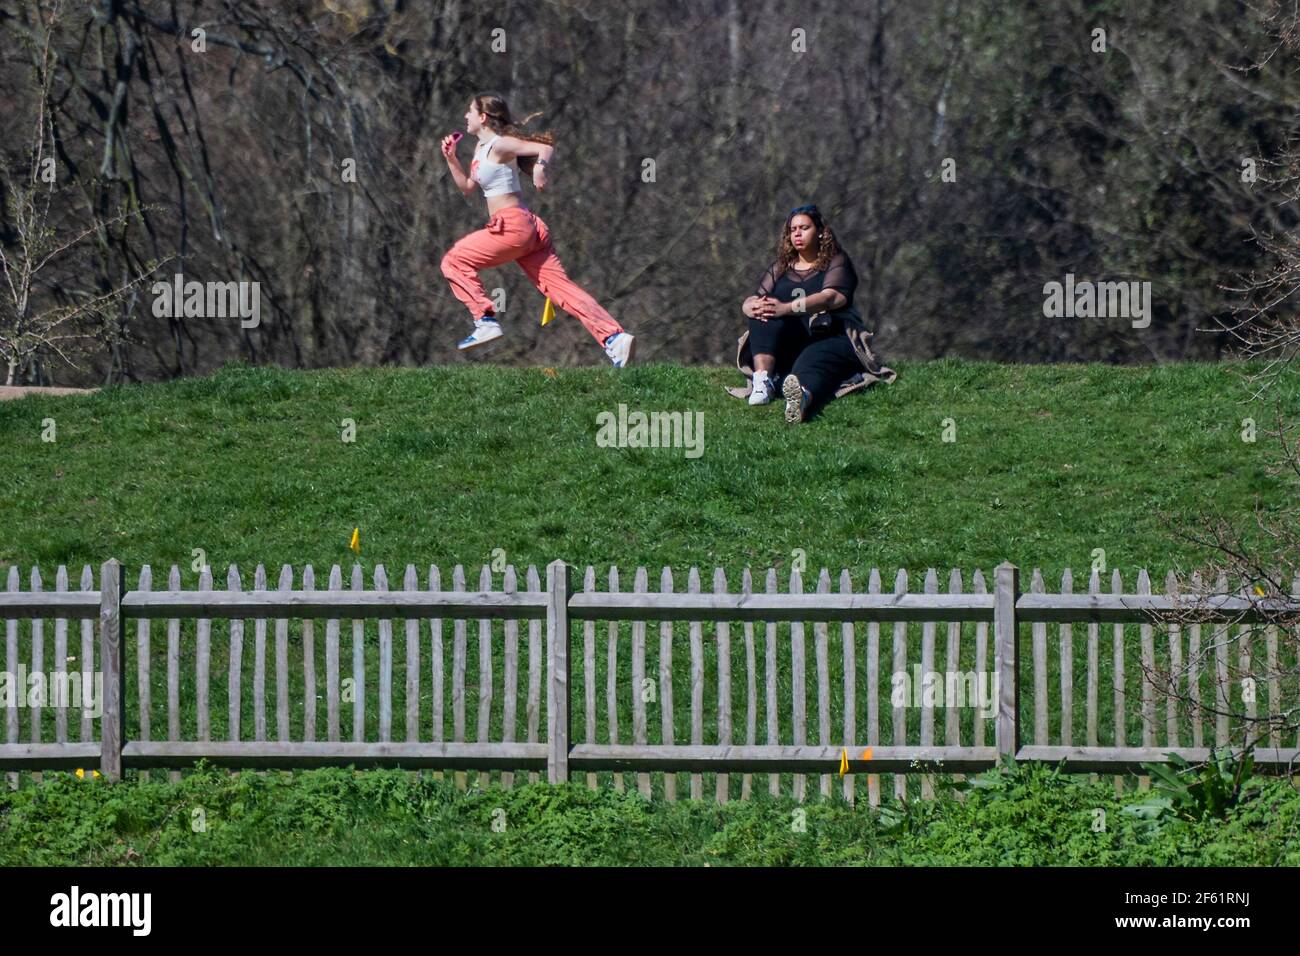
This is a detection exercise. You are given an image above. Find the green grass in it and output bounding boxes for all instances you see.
[2,359,1293,575]
[2,360,1298,863]
[3,763,1298,866]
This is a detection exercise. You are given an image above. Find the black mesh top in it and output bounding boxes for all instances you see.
[754,251,858,310]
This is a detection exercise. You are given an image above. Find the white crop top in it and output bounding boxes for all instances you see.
[471,134,522,197]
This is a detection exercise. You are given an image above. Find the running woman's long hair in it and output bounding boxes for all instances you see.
[775,203,841,273]
[472,93,556,176]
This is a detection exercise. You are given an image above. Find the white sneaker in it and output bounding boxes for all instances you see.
[604,331,636,367]
[749,370,777,405]
[458,317,503,351]
[783,373,811,423]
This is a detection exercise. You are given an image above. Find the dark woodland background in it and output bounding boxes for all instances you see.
[2,0,1298,385]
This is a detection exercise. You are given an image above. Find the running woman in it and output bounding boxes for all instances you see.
[439,93,636,366]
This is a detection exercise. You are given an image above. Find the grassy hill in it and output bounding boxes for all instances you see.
[2,360,1294,578]
[3,360,1299,866]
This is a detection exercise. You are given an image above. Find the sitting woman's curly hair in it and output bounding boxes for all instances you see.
[775,203,841,273]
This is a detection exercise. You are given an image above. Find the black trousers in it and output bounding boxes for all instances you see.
[747,315,862,413]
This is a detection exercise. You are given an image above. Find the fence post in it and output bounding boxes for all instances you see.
[547,560,574,784]
[99,559,125,782]
[994,562,1020,766]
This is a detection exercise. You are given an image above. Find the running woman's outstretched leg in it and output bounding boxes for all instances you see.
[516,215,634,365]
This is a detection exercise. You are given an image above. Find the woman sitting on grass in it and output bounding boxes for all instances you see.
[729,204,895,421]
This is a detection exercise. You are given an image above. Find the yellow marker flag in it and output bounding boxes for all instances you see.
[540,296,556,327]
[839,748,849,777]
[349,527,360,553]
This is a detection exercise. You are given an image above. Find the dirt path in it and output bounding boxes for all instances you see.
[0,385,99,401]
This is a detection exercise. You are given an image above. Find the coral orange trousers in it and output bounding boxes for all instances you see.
[440,206,623,345]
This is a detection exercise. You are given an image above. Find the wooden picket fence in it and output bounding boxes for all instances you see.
[2,559,1297,802]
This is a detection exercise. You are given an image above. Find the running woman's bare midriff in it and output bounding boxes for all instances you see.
[485,192,526,215]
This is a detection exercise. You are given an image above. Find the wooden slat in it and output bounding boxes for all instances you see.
[253,564,268,744]
[98,561,123,781]
[1166,570,1180,748]
[660,567,677,801]
[54,566,68,744]
[30,569,42,775]
[568,743,997,773]
[228,565,243,743]
[743,568,757,801]
[1111,569,1124,749]
[428,565,444,780]
[79,566,95,744]
[689,566,703,800]
[765,568,779,798]
[277,565,292,743]
[867,568,882,806]
[1060,569,1073,747]
[1086,569,1099,747]
[136,567,152,769]
[920,569,937,800]
[167,564,182,783]
[326,565,342,743]
[196,568,212,743]
[947,568,966,791]
[1294,572,1300,749]
[117,740,547,771]
[451,564,466,789]
[946,569,962,749]
[973,570,988,752]
[1239,617,1255,734]
[566,591,996,623]
[1015,744,1300,772]
[1188,571,1203,748]
[607,565,623,793]
[503,565,521,789]
[404,565,420,745]
[634,567,650,797]
[428,564,443,743]
[892,569,908,802]
[546,560,573,784]
[303,566,317,743]
[1111,568,1123,796]
[0,742,102,770]
[0,591,98,618]
[814,569,831,800]
[6,567,18,790]
[1030,569,1047,748]
[476,564,492,789]
[1214,573,1230,746]
[1266,614,1279,750]
[994,564,1020,768]
[115,589,548,620]
[1138,571,1155,765]
[715,567,731,803]
[581,566,596,790]
[790,567,806,803]
[377,565,393,744]
[526,566,542,784]
[841,569,855,805]
[351,564,366,744]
